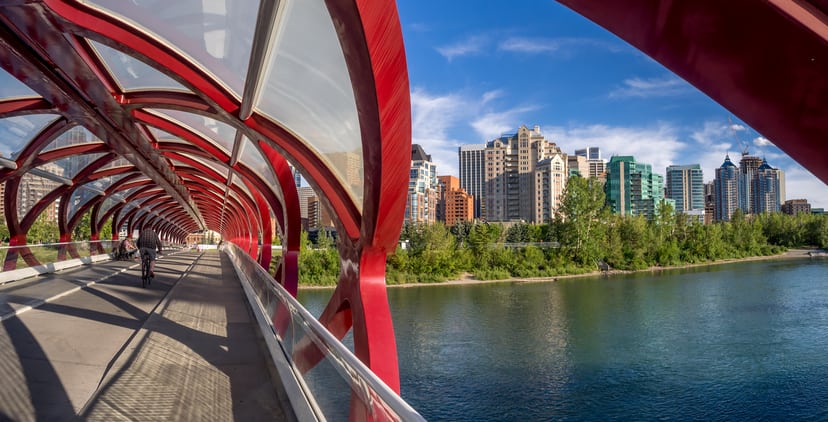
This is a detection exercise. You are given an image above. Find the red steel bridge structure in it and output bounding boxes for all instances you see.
[0,0,826,418]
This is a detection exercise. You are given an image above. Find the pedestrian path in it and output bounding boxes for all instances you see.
[0,251,287,421]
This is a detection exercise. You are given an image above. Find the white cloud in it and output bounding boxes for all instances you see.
[407,23,431,33]
[783,166,828,209]
[498,37,562,54]
[753,136,774,147]
[730,123,747,132]
[437,35,627,62]
[410,89,467,177]
[481,90,504,105]
[410,88,539,176]
[470,106,538,141]
[410,88,495,176]
[688,121,736,181]
[545,123,685,175]
[436,35,488,61]
[609,76,691,99]
[497,37,626,55]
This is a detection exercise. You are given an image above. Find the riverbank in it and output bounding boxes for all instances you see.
[411,248,826,288]
[296,248,826,290]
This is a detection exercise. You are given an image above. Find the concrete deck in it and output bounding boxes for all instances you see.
[0,251,287,421]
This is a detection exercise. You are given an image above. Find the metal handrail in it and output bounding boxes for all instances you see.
[0,240,116,250]
[224,243,425,421]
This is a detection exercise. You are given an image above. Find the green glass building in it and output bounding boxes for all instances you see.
[605,156,664,219]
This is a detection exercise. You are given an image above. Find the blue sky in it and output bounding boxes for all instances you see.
[396,0,828,209]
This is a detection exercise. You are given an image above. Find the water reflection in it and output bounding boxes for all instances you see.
[299,260,828,421]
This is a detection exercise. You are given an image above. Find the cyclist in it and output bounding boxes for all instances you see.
[137,226,163,278]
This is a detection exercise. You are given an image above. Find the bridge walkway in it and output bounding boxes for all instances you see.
[0,250,289,421]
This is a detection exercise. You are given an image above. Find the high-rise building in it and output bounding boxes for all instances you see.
[534,154,568,223]
[665,164,704,212]
[307,194,334,230]
[458,144,486,220]
[574,146,606,180]
[18,161,64,223]
[437,175,473,226]
[575,147,601,160]
[405,144,438,225]
[605,156,663,219]
[704,181,715,225]
[752,158,782,214]
[296,186,315,230]
[714,155,740,221]
[484,125,566,223]
[738,154,763,214]
[291,164,302,188]
[567,155,588,178]
[587,159,607,181]
[782,199,811,215]
[0,180,5,222]
[328,150,362,200]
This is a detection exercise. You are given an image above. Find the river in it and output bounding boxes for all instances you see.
[298,259,828,421]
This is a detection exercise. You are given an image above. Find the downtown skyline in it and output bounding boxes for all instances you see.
[397,0,828,208]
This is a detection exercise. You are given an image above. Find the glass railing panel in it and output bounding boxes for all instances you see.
[0,240,120,272]
[224,243,425,421]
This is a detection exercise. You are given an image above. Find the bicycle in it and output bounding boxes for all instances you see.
[140,251,152,288]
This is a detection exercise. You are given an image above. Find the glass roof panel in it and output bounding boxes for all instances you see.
[148,109,236,155]
[39,153,106,179]
[16,172,62,219]
[117,202,136,223]
[86,0,259,97]
[146,126,189,144]
[125,191,164,216]
[88,40,190,92]
[42,126,104,153]
[99,156,133,171]
[176,168,224,198]
[0,114,61,159]
[0,68,40,99]
[100,195,124,218]
[68,184,104,222]
[95,173,128,191]
[174,152,229,179]
[122,184,147,199]
[33,161,68,179]
[238,136,279,190]
[256,0,363,208]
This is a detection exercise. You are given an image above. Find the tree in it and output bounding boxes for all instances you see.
[449,220,473,247]
[467,223,500,263]
[99,217,113,240]
[29,212,59,244]
[554,176,608,267]
[0,216,8,243]
[505,223,530,243]
[73,210,91,240]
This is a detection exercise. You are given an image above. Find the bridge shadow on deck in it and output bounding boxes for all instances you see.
[0,251,287,421]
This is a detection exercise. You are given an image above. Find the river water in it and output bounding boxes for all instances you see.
[298,259,828,421]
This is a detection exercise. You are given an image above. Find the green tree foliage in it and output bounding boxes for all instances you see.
[73,211,91,240]
[505,223,530,243]
[99,217,113,240]
[28,212,59,244]
[0,216,9,242]
[389,222,466,283]
[297,230,340,286]
[554,176,608,267]
[758,212,828,248]
[297,206,825,286]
